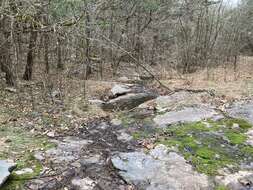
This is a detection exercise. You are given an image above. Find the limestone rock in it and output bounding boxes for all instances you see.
[216,170,253,190]
[154,106,222,127]
[117,131,133,142]
[140,91,212,112]
[71,177,96,190]
[227,101,253,125]
[111,118,122,126]
[111,145,210,190]
[111,84,131,96]
[102,93,157,111]
[14,168,33,175]
[0,160,16,187]
[45,137,93,164]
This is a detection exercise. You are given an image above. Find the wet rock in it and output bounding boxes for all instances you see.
[227,101,253,125]
[216,171,253,190]
[154,106,222,127]
[0,160,16,187]
[111,84,131,96]
[102,93,157,111]
[71,177,96,190]
[111,145,210,190]
[14,168,33,175]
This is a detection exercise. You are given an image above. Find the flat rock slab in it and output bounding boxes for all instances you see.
[216,170,253,190]
[111,145,210,190]
[0,160,16,187]
[102,93,157,111]
[227,101,253,125]
[139,91,212,111]
[39,136,93,164]
[154,106,222,127]
[71,177,96,190]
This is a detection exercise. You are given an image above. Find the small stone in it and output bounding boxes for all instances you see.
[14,168,33,175]
[202,122,212,128]
[111,118,122,126]
[117,132,133,142]
[232,123,240,130]
[51,90,61,98]
[215,154,220,159]
[34,152,45,161]
[47,131,55,138]
[88,99,105,106]
[81,155,101,166]
[71,177,96,190]
[71,162,81,168]
[238,177,252,187]
[5,87,17,93]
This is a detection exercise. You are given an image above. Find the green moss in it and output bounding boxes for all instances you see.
[0,125,54,190]
[196,147,215,159]
[215,185,229,190]
[157,139,182,147]
[225,132,247,145]
[2,156,43,190]
[156,118,253,176]
[241,146,253,155]
[225,118,252,130]
[132,131,150,140]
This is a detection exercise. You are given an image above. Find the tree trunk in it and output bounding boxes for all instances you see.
[57,36,64,70]
[44,33,50,73]
[85,10,92,80]
[0,16,16,86]
[23,29,38,80]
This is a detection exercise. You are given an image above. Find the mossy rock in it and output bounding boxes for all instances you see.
[0,125,54,190]
[155,118,253,176]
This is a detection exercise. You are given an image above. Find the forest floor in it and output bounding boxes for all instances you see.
[0,58,253,190]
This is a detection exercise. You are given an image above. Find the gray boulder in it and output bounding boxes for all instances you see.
[111,84,131,96]
[102,93,157,111]
[111,145,210,190]
[0,160,16,187]
[227,101,253,125]
[154,106,222,127]
[216,170,253,190]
